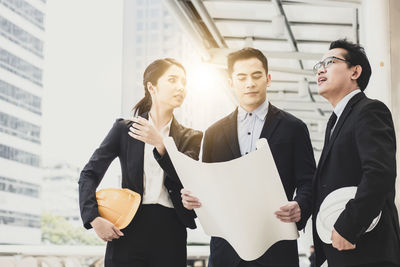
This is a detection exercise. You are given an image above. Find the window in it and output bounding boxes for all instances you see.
[0,112,41,144]
[0,16,43,57]
[1,0,45,30]
[0,80,41,115]
[163,22,171,29]
[0,48,43,86]
[0,144,40,167]
[0,176,40,198]
[0,209,40,228]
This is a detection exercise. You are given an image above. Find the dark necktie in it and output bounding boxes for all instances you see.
[324,112,337,147]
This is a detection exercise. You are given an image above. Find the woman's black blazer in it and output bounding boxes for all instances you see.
[78,113,203,230]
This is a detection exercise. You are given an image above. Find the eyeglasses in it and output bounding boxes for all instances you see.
[313,56,350,74]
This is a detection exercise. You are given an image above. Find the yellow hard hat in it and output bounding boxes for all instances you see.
[96,188,141,229]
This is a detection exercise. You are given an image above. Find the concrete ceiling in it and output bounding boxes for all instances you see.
[162,0,361,154]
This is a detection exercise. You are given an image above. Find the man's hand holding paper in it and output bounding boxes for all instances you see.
[164,137,299,261]
[275,201,301,223]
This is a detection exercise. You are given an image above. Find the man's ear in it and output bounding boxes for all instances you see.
[228,77,233,88]
[351,65,362,80]
[266,73,271,87]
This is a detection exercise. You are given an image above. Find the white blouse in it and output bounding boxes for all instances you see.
[142,116,174,208]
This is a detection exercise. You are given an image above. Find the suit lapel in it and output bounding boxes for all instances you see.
[317,92,365,172]
[127,112,147,194]
[169,116,183,151]
[222,109,242,159]
[260,103,282,140]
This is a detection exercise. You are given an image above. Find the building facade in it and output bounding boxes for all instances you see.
[42,163,80,225]
[0,0,45,244]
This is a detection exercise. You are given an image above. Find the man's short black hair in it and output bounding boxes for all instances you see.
[329,39,372,91]
[227,47,268,76]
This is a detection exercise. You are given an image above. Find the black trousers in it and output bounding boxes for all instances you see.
[351,263,400,267]
[104,204,187,267]
[237,260,298,267]
[325,261,399,267]
[237,261,266,267]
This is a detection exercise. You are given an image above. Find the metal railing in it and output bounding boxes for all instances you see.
[0,245,209,267]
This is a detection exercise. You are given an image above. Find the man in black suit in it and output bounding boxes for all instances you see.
[181,48,316,267]
[312,39,400,266]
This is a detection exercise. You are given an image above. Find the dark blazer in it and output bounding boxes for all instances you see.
[312,92,400,267]
[78,113,203,230]
[202,103,316,267]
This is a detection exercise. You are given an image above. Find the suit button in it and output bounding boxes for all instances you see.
[322,184,327,188]
[168,190,173,193]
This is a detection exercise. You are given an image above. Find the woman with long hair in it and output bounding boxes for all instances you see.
[78,58,202,267]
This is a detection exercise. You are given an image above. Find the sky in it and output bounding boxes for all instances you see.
[42,0,124,184]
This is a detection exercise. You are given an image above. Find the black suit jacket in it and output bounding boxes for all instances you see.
[79,113,203,230]
[203,104,316,267]
[312,92,400,267]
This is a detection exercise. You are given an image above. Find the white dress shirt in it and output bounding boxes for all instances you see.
[142,116,173,208]
[331,89,361,133]
[237,99,269,156]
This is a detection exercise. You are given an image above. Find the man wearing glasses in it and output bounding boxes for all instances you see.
[312,39,400,266]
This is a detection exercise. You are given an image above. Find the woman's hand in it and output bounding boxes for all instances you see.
[181,188,202,210]
[90,217,124,242]
[128,116,166,155]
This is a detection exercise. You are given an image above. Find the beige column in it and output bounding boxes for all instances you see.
[389,0,400,214]
[360,0,400,217]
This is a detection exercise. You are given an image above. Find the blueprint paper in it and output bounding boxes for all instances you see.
[164,137,299,261]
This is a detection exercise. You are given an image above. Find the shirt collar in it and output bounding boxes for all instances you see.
[238,98,269,122]
[148,115,173,137]
[333,89,361,118]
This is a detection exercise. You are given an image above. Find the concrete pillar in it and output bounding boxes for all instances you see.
[389,0,400,215]
[360,0,400,217]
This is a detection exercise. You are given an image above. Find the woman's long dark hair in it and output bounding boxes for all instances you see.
[133,58,186,116]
